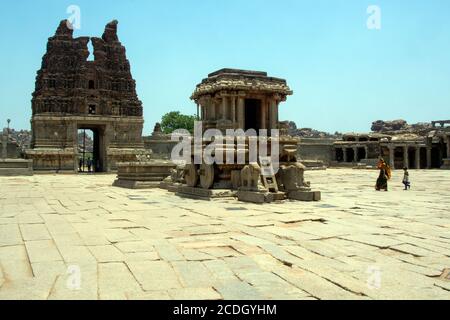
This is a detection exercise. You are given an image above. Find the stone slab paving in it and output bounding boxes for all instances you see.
[0,169,449,300]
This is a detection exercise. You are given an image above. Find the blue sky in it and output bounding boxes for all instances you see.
[0,0,449,134]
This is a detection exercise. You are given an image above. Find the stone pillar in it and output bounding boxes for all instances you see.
[388,145,395,169]
[269,99,277,130]
[353,146,358,162]
[202,102,207,120]
[260,102,267,130]
[222,95,227,120]
[415,147,421,169]
[210,99,216,120]
[343,148,348,162]
[446,135,450,158]
[403,146,409,168]
[426,147,432,169]
[231,96,236,125]
[237,96,245,129]
[275,100,279,127]
[364,146,369,159]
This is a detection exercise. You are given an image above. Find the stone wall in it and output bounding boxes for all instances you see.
[298,138,335,165]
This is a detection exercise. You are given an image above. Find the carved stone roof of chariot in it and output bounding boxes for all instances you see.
[191,68,293,100]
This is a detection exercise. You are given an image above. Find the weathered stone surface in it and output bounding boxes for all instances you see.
[177,186,236,200]
[168,287,222,300]
[0,224,23,246]
[88,245,125,263]
[214,280,264,300]
[113,161,175,189]
[57,245,96,263]
[98,262,142,300]
[171,261,215,287]
[25,240,63,263]
[0,159,33,176]
[237,190,273,204]
[154,243,184,262]
[20,224,51,241]
[126,261,182,291]
[0,169,449,299]
[288,190,321,201]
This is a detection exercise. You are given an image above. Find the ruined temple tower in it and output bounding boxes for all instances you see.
[26,20,144,172]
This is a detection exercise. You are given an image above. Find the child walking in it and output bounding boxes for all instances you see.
[402,167,411,190]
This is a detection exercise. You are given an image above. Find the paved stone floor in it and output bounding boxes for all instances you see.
[0,168,449,300]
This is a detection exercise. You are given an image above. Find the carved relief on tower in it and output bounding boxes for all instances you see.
[31,19,143,119]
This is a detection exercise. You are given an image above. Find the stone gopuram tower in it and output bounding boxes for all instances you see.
[27,20,144,172]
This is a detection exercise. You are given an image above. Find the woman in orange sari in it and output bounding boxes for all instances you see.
[376,158,391,191]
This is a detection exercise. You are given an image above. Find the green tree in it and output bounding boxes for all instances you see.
[160,111,197,134]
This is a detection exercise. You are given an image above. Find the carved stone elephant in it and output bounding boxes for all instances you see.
[240,163,262,191]
[278,162,310,192]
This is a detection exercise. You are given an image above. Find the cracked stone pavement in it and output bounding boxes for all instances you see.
[0,168,449,300]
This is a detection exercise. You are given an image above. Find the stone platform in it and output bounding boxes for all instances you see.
[441,158,450,169]
[159,181,182,193]
[0,159,33,176]
[176,186,236,200]
[287,190,321,201]
[113,161,175,189]
[300,160,327,170]
[0,169,449,300]
[236,190,286,204]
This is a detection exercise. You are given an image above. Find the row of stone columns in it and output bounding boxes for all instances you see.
[338,144,441,169]
[201,95,241,125]
[426,147,432,169]
[237,96,245,129]
[387,145,430,169]
[340,146,368,162]
[199,93,280,131]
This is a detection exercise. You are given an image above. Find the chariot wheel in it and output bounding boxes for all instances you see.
[199,163,215,189]
[184,163,199,187]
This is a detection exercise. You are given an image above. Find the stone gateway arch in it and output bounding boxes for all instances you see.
[26,20,145,172]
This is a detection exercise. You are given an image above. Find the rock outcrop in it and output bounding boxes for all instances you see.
[371,119,408,132]
[371,119,433,134]
[280,121,341,138]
